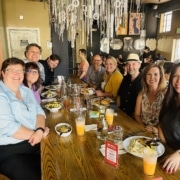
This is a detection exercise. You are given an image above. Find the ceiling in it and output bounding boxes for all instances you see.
[142,0,171,4]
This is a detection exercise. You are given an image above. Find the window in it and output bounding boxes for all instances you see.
[160,11,172,33]
[173,39,180,62]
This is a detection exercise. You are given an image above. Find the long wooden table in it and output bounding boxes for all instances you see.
[41,104,180,180]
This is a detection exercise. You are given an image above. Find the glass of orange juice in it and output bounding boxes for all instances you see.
[105,108,114,127]
[75,115,85,136]
[143,149,157,176]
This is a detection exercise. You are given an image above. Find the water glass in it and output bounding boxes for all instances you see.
[97,116,108,140]
[113,126,123,145]
[98,105,106,117]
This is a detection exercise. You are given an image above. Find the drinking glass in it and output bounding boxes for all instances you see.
[105,108,114,127]
[75,114,85,136]
[98,105,106,117]
[113,126,124,147]
[97,116,108,140]
[63,96,71,109]
[143,149,157,176]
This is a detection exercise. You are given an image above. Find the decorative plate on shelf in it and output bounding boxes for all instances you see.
[123,136,165,158]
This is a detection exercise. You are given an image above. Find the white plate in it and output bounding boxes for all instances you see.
[123,136,165,158]
[80,88,95,95]
[45,85,61,91]
[91,97,113,107]
[41,91,57,99]
[55,123,72,137]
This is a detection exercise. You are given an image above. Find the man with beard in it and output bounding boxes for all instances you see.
[117,53,142,117]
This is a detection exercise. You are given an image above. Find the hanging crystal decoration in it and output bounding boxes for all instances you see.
[48,0,141,49]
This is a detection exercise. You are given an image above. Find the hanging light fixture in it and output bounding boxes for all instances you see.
[48,0,142,49]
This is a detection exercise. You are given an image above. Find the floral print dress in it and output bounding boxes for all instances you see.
[141,90,166,126]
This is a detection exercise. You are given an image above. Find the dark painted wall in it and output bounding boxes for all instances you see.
[51,27,72,79]
[86,6,158,61]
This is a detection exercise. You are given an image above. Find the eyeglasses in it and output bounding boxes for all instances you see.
[93,59,102,62]
[26,69,39,75]
[6,69,25,74]
[28,51,40,55]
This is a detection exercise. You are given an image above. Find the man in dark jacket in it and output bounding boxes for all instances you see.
[39,54,61,86]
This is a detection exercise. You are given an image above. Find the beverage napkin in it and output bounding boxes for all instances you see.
[70,107,87,112]
[99,143,127,156]
[85,124,97,131]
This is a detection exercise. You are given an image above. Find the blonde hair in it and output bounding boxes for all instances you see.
[106,56,117,66]
[141,63,166,93]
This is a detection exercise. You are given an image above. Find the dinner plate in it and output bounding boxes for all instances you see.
[81,88,95,95]
[123,136,165,158]
[91,97,113,107]
[41,91,57,99]
[45,85,61,91]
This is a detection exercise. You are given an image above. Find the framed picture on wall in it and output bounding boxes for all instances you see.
[116,14,128,35]
[6,28,40,60]
[129,13,141,35]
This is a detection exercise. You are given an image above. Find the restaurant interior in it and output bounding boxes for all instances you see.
[0,0,180,77]
[0,0,180,180]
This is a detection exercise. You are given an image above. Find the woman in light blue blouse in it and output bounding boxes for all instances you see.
[0,57,49,180]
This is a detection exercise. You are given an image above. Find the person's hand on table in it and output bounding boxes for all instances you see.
[161,151,180,174]
[145,125,158,135]
[96,90,104,97]
[29,129,44,146]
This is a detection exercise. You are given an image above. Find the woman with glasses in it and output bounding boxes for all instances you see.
[23,62,42,104]
[0,57,48,180]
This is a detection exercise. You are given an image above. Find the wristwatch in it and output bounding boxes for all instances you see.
[35,127,45,133]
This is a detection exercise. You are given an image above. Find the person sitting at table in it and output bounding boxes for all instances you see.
[158,63,180,174]
[0,57,49,180]
[77,49,89,82]
[23,62,42,104]
[117,53,142,117]
[134,63,167,134]
[39,54,61,86]
[24,43,45,83]
[96,56,123,99]
[86,54,105,90]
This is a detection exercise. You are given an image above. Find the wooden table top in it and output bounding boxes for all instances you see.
[41,105,180,180]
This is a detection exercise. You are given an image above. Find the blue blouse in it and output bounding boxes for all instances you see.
[0,81,45,145]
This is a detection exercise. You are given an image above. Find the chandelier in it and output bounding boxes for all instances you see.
[49,0,142,48]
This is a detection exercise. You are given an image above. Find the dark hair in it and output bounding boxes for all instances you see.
[145,46,150,51]
[23,62,41,91]
[163,62,174,74]
[159,63,180,118]
[141,63,166,93]
[47,54,61,63]
[24,43,42,57]
[79,49,87,56]
[0,57,25,80]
